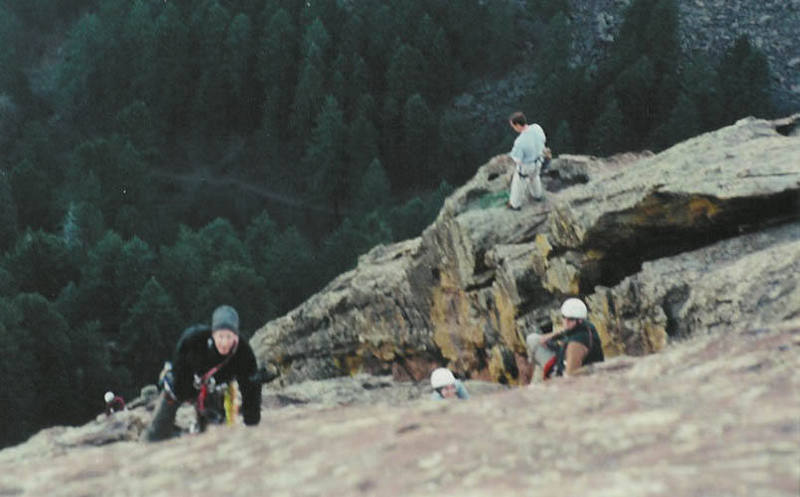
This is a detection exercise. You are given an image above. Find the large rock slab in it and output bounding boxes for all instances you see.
[251,115,800,385]
[546,116,800,291]
[587,222,800,357]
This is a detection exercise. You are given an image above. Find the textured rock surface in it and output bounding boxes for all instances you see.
[2,321,797,497]
[587,222,800,357]
[250,115,800,385]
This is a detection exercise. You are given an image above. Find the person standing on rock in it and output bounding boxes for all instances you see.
[526,298,604,380]
[506,111,547,210]
[143,305,262,441]
[430,367,470,400]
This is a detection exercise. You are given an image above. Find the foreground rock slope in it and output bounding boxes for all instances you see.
[1,320,797,497]
[250,115,800,386]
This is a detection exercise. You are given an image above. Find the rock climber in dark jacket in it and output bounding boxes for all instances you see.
[526,298,605,380]
[144,305,262,441]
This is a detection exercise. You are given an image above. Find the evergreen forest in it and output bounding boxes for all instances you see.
[0,0,774,448]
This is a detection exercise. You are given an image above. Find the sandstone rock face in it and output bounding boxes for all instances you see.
[2,321,797,497]
[250,115,800,386]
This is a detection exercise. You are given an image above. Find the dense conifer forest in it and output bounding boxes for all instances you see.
[0,0,773,447]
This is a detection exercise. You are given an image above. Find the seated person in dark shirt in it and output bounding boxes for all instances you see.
[526,298,605,380]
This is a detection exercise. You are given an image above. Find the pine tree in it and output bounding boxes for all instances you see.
[258,8,298,144]
[68,137,147,227]
[262,226,318,313]
[300,18,330,60]
[12,293,79,427]
[330,53,349,113]
[386,43,427,105]
[401,94,436,188]
[159,225,207,322]
[290,45,327,136]
[347,103,380,173]
[651,92,702,150]
[587,97,627,157]
[224,13,254,129]
[679,53,721,131]
[435,109,466,184]
[320,216,391,282]
[4,229,78,300]
[57,12,104,118]
[0,5,23,91]
[550,120,575,155]
[120,277,183,389]
[151,2,192,134]
[482,0,516,73]
[189,0,232,134]
[390,196,426,241]
[338,12,366,59]
[0,298,36,446]
[121,0,156,96]
[363,4,395,80]
[0,171,18,252]
[528,0,571,22]
[354,158,392,214]
[10,159,55,230]
[715,36,772,126]
[197,261,272,334]
[69,320,126,417]
[613,55,657,143]
[115,100,161,153]
[302,96,348,217]
[115,236,158,312]
[75,230,126,333]
[244,210,279,275]
[195,218,251,268]
[428,27,459,101]
[59,201,105,252]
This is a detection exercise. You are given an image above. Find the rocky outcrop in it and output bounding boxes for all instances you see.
[250,115,800,386]
[2,320,797,497]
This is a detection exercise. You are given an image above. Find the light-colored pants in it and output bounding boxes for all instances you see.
[509,162,543,208]
[526,332,555,367]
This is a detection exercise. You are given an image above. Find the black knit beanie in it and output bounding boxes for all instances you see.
[211,305,240,334]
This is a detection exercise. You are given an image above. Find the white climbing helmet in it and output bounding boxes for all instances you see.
[560,298,588,319]
[104,391,115,403]
[430,367,457,389]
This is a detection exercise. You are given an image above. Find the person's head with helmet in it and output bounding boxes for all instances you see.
[430,367,457,398]
[104,390,125,415]
[560,297,587,331]
[430,367,470,400]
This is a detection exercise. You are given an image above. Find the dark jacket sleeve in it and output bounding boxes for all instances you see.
[171,324,211,401]
[233,341,261,426]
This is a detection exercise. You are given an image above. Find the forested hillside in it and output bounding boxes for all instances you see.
[0,0,776,448]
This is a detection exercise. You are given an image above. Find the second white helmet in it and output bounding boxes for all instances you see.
[560,298,588,319]
[430,367,456,389]
[104,391,115,403]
